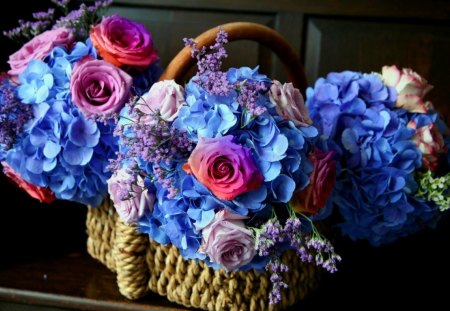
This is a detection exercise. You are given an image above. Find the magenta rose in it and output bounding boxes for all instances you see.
[290,148,336,215]
[107,168,155,224]
[183,135,263,200]
[8,28,74,81]
[70,58,132,117]
[2,162,55,203]
[381,65,433,113]
[90,14,158,69]
[269,80,312,126]
[199,209,256,271]
[407,120,446,171]
[136,80,186,125]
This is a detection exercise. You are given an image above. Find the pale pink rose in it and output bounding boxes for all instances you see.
[107,169,155,224]
[199,209,256,271]
[269,80,312,126]
[8,28,74,81]
[135,80,185,124]
[70,58,132,117]
[2,162,55,203]
[381,65,433,113]
[407,120,447,171]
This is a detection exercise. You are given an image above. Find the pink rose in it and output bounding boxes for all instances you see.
[269,80,312,126]
[107,168,155,224]
[183,135,263,201]
[70,58,132,117]
[199,209,256,271]
[8,28,74,81]
[407,120,447,171]
[2,162,55,203]
[290,148,336,215]
[135,80,186,124]
[90,15,158,69]
[381,65,433,113]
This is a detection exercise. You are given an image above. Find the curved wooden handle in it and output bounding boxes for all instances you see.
[159,22,308,94]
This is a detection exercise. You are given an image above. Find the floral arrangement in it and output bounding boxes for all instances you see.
[306,66,450,246]
[108,29,340,304]
[0,0,161,206]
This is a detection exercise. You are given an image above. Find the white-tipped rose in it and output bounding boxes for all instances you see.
[382,65,433,113]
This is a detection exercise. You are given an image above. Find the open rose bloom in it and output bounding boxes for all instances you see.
[110,29,340,305]
[0,2,161,207]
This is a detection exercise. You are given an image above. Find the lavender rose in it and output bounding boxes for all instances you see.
[136,80,186,124]
[183,135,263,200]
[8,28,74,81]
[70,58,132,117]
[290,148,336,215]
[269,80,312,126]
[199,209,256,270]
[90,14,158,69]
[107,169,155,224]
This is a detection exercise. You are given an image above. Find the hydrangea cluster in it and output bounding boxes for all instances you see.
[306,66,450,245]
[110,29,339,304]
[1,4,161,206]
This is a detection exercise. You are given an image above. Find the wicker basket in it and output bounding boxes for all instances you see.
[86,22,319,311]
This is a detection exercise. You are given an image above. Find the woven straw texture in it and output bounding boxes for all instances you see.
[86,199,319,310]
[86,22,319,310]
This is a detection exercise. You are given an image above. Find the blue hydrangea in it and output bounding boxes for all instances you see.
[4,40,117,206]
[138,67,319,268]
[336,167,440,246]
[306,70,442,245]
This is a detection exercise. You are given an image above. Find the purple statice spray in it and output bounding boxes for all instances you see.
[254,218,288,304]
[0,78,33,150]
[53,0,113,39]
[184,29,267,116]
[184,29,231,96]
[111,97,193,198]
[253,212,340,304]
[284,216,341,273]
[4,0,113,42]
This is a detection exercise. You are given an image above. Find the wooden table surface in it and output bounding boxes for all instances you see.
[0,175,449,310]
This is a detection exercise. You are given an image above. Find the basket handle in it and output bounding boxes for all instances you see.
[159,22,308,94]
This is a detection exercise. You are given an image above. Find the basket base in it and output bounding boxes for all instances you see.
[86,200,320,310]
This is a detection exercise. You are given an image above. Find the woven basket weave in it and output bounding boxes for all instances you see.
[87,22,319,311]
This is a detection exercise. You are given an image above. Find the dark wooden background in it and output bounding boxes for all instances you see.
[1,1,450,310]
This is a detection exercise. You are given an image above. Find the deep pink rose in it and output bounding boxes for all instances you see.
[107,168,155,224]
[90,14,158,69]
[135,80,186,124]
[407,120,447,171]
[70,58,132,117]
[183,135,263,200]
[382,65,433,113]
[8,28,74,81]
[269,80,312,126]
[290,148,336,215]
[199,209,256,271]
[2,162,55,203]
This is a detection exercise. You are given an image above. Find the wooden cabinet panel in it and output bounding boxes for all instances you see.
[304,18,450,122]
